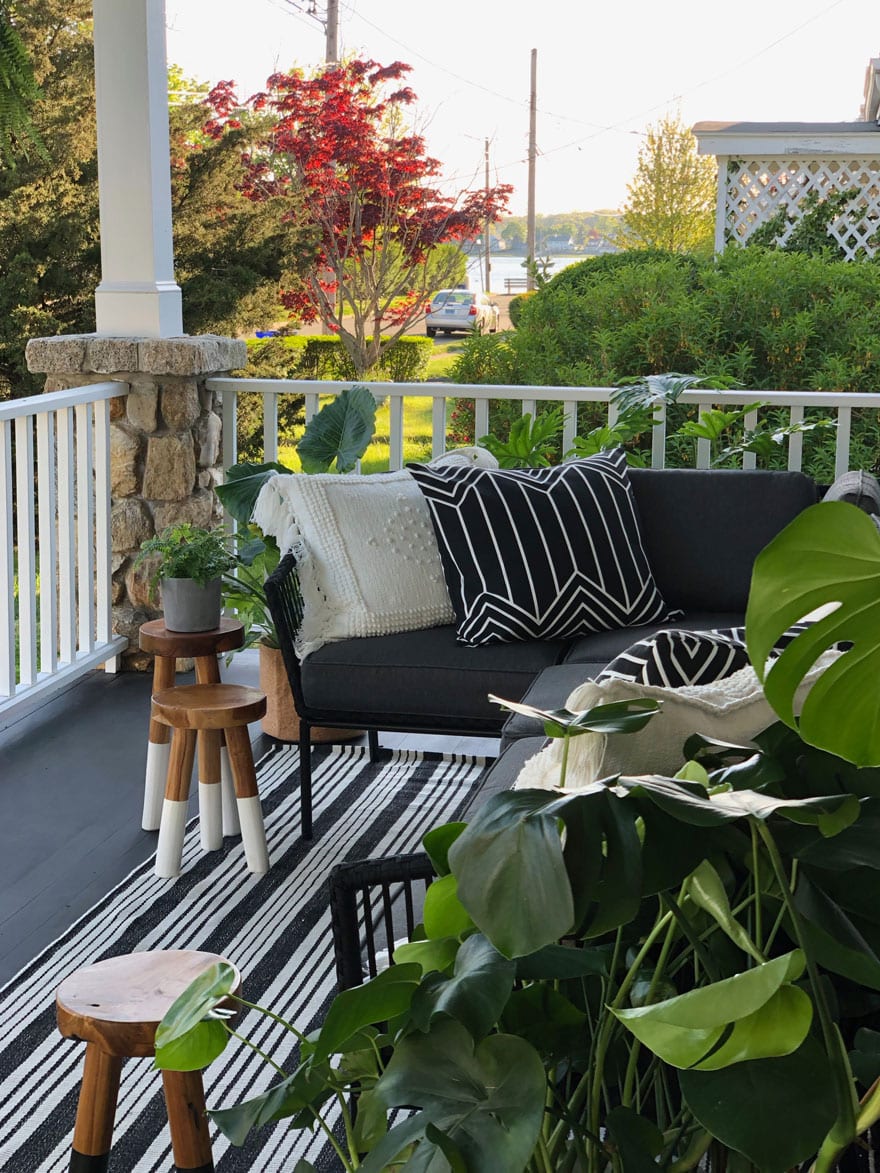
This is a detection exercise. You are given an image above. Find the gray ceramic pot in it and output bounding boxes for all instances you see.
[160,577,222,632]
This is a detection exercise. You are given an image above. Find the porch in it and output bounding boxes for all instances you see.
[0,644,498,989]
[2,372,877,978]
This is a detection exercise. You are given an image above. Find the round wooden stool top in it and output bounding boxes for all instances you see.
[56,950,241,1058]
[151,683,267,730]
[139,618,245,661]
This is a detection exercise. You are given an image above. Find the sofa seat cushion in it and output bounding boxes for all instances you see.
[300,625,568,729]
[562,613,745,665]
[464,737,548,814]
[408,449,673,646]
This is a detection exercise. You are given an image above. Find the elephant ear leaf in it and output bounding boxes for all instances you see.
[746,501,880,766]
[297,385,377,474]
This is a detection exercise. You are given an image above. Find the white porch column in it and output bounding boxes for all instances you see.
[92,0,183,337]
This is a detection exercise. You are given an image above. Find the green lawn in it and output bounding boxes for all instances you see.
[278,338,467,472]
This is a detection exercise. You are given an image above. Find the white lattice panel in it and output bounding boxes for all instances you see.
[725,157,880,258]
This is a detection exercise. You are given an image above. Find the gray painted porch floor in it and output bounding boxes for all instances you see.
[0,653,498,988]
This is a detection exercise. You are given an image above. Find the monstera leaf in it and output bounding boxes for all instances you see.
[747,501,880,766]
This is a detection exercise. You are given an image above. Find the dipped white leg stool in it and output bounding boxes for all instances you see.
[139,619,246,835]
[150,683,271,879]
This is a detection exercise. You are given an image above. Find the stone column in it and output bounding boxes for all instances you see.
[26,334,246,669]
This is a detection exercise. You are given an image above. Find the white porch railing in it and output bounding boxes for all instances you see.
[207,378,880,481]
[1,381,128,730]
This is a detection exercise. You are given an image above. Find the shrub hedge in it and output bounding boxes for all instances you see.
[448,248,880,476]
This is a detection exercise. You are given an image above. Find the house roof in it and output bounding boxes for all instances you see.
[692,120,880,156]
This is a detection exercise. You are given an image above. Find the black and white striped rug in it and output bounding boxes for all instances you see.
[0,743,488,1172]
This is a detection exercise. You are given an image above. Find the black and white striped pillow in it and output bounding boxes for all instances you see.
[408,449,674,647]
[599,623,815,688]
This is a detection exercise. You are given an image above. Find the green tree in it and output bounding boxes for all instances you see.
[168,69,313,338]
[500,218,526,249]
[0,6,42,163]
[0,7,311,399]
[205,60,511,377]
[616,110,716,255]
[0,0,99,398]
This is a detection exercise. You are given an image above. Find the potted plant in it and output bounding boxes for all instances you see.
[153,500,880,1172]
[135,522,236,632]
[217,385,378,739]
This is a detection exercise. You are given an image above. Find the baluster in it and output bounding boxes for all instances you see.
[304,391,320,423]
[562,402,577,457]
[221,387,238,475]
[835,407,852,479]
[36,411,58,676]
[75,402,95,655]
[431,397,446,458]
[94,399,113,650]
[742,409,758,470]
[0,421,14,696]
[787,405,804,472]
[474,398,490,446]
[695,401,712,469]
[651,402,667,469]
[389,394,404,470]
[14,415,37,686]
[56,408,77,664]
[262,392,278,463]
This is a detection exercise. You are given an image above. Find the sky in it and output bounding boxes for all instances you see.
[164,0,878,217]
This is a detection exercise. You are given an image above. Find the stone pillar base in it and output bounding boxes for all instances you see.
[26,333,247,670]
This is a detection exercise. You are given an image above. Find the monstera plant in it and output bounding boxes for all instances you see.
[748,499,880,766]
[155,498,880,1172]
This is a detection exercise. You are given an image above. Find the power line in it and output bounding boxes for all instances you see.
[346,0,853,158]
[345,6,619,133]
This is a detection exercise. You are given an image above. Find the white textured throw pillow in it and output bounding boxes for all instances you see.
[252,470,455,657]
[514,651,841,791]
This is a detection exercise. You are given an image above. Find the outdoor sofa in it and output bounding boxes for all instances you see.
[263,457,880,834]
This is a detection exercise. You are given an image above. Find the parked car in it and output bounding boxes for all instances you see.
[424,289,500,337]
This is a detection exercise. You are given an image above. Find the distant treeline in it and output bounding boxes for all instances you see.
[497,210,620,251]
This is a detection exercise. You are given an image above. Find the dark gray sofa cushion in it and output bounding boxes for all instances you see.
[463,736,548,812]
[562,612,745,664]
[301,625,568,729]
[628,468,817,612]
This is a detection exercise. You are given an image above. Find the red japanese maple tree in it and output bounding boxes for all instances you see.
[205,60,512,376]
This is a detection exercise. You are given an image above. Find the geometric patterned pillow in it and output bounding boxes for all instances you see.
[599,628,751,687]
[598,622,816,688]
[408,448,675,646]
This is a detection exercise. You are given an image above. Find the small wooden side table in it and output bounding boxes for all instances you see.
[138,619,245,835]
[151,683,271,878]
[57,949,240,1172]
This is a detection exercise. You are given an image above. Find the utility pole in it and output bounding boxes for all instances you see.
[484,138,492,294]
[526,49,537,291]
[284,2,339,65]
[325,0,339,64]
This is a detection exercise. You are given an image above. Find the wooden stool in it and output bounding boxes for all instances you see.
[151,683,270,878]
[56,949,240,1173]
[139,620,245,837]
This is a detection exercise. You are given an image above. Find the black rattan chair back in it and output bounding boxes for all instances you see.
[329,853,436,990]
